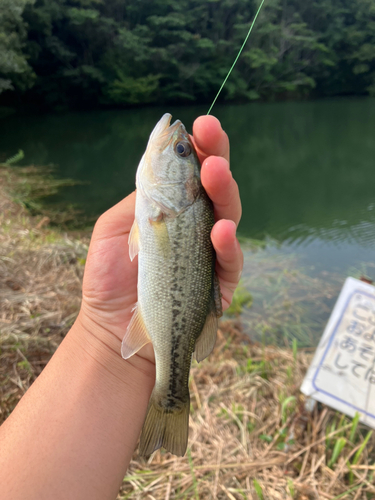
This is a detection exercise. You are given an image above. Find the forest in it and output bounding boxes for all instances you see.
[1,0,375,110]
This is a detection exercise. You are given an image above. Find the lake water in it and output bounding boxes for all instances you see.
[1,98,375,345]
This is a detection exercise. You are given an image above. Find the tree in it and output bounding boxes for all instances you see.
[1,0,375,109]
[0,0,35,95]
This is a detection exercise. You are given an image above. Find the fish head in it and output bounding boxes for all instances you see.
[137,113,202,216]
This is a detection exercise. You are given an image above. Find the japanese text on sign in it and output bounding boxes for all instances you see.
[301,278,375,428]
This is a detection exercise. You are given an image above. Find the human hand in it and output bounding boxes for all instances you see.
[77,115,243,367]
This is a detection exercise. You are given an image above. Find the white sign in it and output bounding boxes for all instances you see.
[301,277,375,428]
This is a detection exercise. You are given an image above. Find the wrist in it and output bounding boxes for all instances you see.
[0,310,156,499]
[70,311,156,385]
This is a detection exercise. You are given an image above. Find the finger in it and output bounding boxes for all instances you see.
[84,192,138,299]
[201,156,242,226]
[191,115,230,163]
[211,219,243,309]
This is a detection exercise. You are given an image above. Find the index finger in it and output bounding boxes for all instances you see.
[191,115,230,163]
[191,116,241,226]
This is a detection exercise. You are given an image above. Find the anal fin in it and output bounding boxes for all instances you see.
[194,309,218,363]
[194,273,223,363]
[121,304,151,359]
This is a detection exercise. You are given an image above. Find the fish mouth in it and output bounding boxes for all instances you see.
[148,113,188,150]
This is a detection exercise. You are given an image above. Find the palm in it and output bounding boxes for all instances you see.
[79,116,243,352]
[81,192,138,341]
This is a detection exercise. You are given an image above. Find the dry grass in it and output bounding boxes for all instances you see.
[1,165,374,499]
[121,323,375,500]
[0,165,88,421]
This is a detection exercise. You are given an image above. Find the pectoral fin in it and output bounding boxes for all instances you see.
[128,220,140,261]
[121,305,151,359]
[150,217,170,259]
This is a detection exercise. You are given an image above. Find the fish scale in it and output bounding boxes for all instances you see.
[121,113,222,457]
[140,196,214,406]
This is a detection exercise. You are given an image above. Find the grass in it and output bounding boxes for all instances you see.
[0,164,88,421]
[0,162,85,226]
[226,282,253,316]
[117,325,375,499]
[1,163,375,499]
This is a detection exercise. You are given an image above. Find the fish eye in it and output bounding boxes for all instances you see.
[175,141,191,158]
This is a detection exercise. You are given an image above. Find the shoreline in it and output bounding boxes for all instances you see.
[0,164,374,499]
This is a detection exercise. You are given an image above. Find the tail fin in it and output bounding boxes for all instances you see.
[139,393,190,457]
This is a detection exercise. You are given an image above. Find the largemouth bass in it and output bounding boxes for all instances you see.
[121,113,222,457]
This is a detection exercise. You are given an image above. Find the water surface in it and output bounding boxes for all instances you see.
[1,99,375,344]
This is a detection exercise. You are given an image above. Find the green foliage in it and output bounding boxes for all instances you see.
[187,449,199,500]
[349,412,360,444]
[292,338,298,364]
[5,149,24,165]
[280,395,296,424]
[287,478,295,498]
[253,479,264,500]
[105,72,161,104]
[0,0,375,108]
[226,282,253,316]
[328,437,346,468]
[17,359,32,373]
[348,429,373,484]
[0,0,35,94]
[67,7,100,25]
[324,412,374,476]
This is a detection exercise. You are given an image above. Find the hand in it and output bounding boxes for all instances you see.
[78,115,243,367]
[0,119,243,500]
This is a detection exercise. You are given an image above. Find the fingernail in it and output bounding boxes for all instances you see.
[226,219,237,240]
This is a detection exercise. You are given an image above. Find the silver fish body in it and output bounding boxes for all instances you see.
[122,114,222,457]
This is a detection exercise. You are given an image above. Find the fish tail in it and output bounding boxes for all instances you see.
[138,392,190,457]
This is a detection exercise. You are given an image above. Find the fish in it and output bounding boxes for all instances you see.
[121,113,222,457]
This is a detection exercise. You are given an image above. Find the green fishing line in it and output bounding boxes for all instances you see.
[207,0,266,115]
